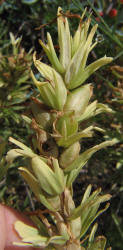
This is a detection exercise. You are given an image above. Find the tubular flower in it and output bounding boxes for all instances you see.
[34,7,112,91]
[31,53,67,111]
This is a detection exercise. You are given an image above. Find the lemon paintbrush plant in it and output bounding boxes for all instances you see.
[6,7,117,250]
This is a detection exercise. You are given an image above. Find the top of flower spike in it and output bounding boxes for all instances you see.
[37,7,112,90]
[39,7,90,74]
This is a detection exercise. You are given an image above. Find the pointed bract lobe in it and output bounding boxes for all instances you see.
[57,7,71,69]
[31,53,67,110]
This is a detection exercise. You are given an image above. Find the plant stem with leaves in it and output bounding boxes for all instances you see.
[6,7,118,250]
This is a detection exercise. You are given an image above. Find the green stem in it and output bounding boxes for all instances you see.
[113,50,123,61]
[94,72,116,90]
[112,213,123,240]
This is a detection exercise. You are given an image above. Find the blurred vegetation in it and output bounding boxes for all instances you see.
[0,32,33,139]
[0,0,123,249]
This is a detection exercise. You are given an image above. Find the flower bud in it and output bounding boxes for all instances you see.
[31,156,65,196]
[65,24,98,89]
[59,142,80,169]
[55,113,78,147]
[64,84,92,119]
[19,167,58,211]
[31,54,67,110]
[56,114,78,137]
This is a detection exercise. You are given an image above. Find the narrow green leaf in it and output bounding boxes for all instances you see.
[87,236,107,250]
[47,33,65,73]
[65,139,118,173]
[88,223,98,243]
[69,56,113,89]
